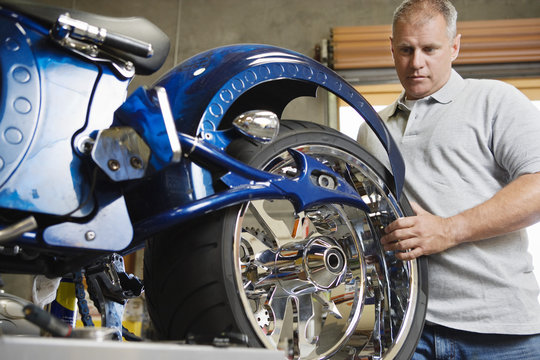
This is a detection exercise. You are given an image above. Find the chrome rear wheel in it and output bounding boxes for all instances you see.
[233,143,423,359]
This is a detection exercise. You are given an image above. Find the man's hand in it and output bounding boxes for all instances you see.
[380,173,540,261]
[380,202,459,261]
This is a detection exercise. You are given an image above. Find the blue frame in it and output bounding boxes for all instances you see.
[133,133,370,240]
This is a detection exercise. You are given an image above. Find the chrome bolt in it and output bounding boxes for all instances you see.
[85,231,96,241]
[108,159,120,171]
[88,45,99,57]
[76,136,95,155]
[130,156,143,169]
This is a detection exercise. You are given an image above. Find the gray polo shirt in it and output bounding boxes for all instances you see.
[357,69,540,334]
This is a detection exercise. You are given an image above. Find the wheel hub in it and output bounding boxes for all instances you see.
[255,236,348,294]
[303,237,347,289]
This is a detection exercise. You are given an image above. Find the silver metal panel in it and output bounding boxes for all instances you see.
[0,335,284,360]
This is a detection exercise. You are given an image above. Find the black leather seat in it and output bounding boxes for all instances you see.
[0,1,170,75]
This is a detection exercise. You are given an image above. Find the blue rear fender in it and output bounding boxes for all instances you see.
[130,44,405,199]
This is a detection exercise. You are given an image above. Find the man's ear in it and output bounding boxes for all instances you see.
[451,34,461,62]
[390,36,395,61]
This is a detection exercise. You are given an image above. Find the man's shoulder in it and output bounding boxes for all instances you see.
[462,76,517,94]
[377,102,398,121]
[454,77,531,111]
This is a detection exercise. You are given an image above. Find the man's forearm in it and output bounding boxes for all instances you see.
[449,172,540,245]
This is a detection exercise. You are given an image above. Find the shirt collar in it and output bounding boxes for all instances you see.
[430,69,464,104]
[386,69,464,117]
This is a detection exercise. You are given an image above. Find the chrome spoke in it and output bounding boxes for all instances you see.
[267,287,294,347]
[296,294,317,357]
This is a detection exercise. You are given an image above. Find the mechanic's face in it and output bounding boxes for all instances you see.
[391,13,460,100]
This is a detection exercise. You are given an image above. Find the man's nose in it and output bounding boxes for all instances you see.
[411,49,425,69]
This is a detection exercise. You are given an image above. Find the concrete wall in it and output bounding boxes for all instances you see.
[8,0,540,125]
[62,0,540,87]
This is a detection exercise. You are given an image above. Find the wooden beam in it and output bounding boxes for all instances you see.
[331,18,540,69]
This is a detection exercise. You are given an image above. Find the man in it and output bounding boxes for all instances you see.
[357,0,540,358]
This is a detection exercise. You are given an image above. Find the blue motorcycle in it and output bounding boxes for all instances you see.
[0,2,426,359]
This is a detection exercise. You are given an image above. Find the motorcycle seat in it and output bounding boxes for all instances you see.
[0,1,170,75]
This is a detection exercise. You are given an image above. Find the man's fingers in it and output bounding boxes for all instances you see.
[382,236,424,260]
[395,247,423,261]
[380,226,416,245]
[382,237,415,252]
[384,216,415,234]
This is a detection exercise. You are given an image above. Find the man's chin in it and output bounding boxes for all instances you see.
[405,86,431,100]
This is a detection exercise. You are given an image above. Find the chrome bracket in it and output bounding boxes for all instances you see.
[154,87,182,163]
[91,127,151,181]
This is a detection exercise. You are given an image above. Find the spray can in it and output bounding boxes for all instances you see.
[49,277,77,328]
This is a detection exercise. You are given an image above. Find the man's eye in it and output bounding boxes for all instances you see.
[424,47,435,53]
[400,48,413,55]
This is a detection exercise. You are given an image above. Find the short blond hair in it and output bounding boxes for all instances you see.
[392,0,458,39]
